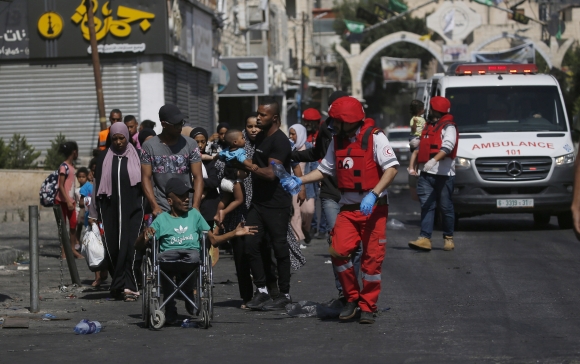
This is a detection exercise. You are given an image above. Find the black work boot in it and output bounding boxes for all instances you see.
[339,300,359,320]
[359,311,375,324]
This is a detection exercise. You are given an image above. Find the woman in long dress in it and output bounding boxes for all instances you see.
[89,123,144,301]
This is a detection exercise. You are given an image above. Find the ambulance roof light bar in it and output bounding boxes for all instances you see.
[454,63,538,76]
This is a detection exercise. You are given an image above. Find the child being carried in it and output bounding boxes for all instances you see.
[214,129,258,227]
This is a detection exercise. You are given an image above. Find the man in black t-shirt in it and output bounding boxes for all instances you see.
[242,99,294,310]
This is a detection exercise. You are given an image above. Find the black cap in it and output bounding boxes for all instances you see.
[159,104,187,124]
[165,178,193,196]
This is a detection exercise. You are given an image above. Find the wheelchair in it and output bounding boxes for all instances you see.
[141,232,213,329]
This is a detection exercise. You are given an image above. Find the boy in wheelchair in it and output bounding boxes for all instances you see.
[136,178,256,324]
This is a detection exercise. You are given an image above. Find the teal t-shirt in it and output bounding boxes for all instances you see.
[151,209,210,252]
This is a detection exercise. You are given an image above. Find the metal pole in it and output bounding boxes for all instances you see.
[53,206,82,286]
[364,0,439,33]
[85,0,107,131]
[29,206,39,313]
[299,11,307,116]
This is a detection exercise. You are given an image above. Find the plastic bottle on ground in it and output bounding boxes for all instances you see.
[73,319,102,334]
[181,319,198,328]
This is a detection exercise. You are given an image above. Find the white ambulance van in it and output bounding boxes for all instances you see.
[424,63,575,228]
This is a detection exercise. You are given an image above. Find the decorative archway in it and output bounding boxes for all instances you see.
[335,31,444,100]
[469,32,576,70]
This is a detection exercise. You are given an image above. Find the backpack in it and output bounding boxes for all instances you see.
[39,163,69,207]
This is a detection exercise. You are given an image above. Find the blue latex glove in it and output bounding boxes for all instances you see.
[280,176,302,195]
[360,192,377,216]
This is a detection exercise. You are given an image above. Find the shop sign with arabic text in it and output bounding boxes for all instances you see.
[28,0,167,59]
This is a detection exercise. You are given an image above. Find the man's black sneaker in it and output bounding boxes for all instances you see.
[263,294,292,311]
[246,292,272,310]
[359,311,375,324]
[339,301,359,320]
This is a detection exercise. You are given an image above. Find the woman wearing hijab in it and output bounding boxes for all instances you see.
[289,124,318,244]
[206,122,229,156]
[138,128,156,150]
[89,123,144,301]
[190,127,220,228]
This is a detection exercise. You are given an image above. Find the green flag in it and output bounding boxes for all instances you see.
[388,0,408,13]
[344,19,365,34]
[473,0,494,6]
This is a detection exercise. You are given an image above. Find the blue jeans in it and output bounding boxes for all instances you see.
[417,174,455,239]
[322,198,362,293]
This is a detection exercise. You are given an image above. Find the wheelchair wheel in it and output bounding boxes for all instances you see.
[141,255,151,327]
[201,301,210,329]
[207,255,213,320]
[151,309,165,330]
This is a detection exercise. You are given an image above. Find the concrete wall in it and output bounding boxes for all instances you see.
[0,169,54,221]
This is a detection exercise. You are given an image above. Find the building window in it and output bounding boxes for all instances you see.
[286,0,296,19]
[313,19,334,33]
[248,6,264,43]
[564,8,573,22]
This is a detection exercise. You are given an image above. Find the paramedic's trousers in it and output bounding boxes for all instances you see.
[330,204,387,313]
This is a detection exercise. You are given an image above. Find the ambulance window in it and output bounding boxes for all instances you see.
[446,86,566,133]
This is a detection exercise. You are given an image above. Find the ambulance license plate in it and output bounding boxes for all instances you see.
[496,199,534,208]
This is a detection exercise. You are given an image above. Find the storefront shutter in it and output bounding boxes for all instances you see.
[163,57,213,133]
[0,60,139,159]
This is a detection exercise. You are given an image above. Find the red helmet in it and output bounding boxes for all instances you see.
[302,108,321,121]
[328,97,365,123]
[430,96,451,114]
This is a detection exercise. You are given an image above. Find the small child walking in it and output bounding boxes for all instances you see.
[78,166,109,287]
[56,142,84,259]
[409,100,426,150]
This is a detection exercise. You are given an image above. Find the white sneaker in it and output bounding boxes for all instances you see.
[300,244,307,249]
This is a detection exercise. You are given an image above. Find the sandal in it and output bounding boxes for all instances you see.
[124,293,138,302]
[123,289,140,302]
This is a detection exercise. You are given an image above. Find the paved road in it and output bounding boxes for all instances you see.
[1,181,580,363]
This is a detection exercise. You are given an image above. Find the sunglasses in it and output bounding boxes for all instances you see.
[163,120,185,127]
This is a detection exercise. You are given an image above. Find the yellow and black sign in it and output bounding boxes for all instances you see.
[38,11,63,39]
[29,0,167,59]
[71,0,155,41]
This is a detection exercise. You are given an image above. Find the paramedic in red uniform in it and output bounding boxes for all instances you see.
[283,97,399,324]
[408,96,458,252]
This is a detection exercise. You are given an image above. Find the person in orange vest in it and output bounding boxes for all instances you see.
[283,97,399,324]
[408,96,458,252]
[97,109,122,151]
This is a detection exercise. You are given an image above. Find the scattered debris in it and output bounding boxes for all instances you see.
[2,317,29,328]
[387,218,405,230]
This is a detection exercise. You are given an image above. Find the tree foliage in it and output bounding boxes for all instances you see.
[333,0,434,125]
[0,138,9,169]
[4,134,41,169]
[44,133,67,171]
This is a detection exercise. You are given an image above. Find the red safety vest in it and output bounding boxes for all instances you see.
[417,114,458,163]
[335,119,382,193]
